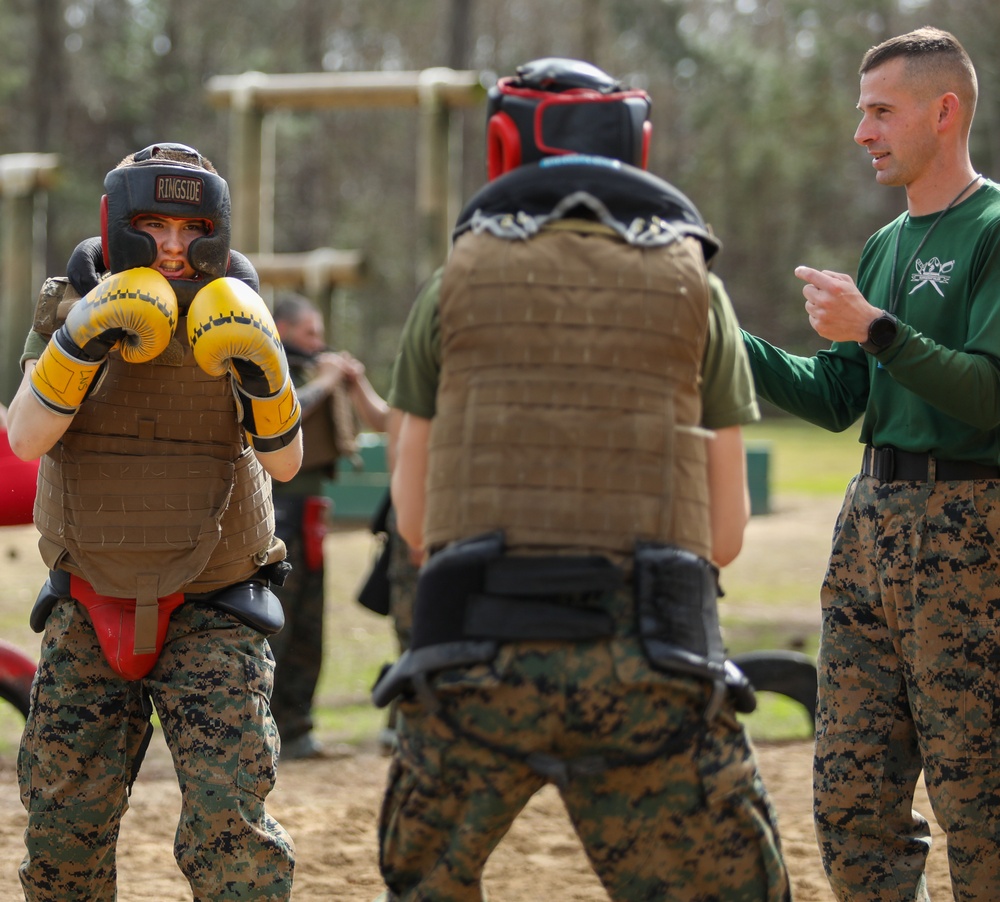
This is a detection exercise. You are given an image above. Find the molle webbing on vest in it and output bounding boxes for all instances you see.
[183,450,277,594]
[63,339,242,451]
[425,228,712,561]
[34,318,275,598]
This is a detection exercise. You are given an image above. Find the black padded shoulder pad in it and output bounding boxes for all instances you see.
[225,250,260,292]
[66,236,106,295]
[455,157,720,262]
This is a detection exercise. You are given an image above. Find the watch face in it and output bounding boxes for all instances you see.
[870,314,897,348]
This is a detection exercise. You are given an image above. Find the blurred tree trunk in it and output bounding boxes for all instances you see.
[447,0,482,266]
[580,0,601,62]
[31,0,64,150]
[448,0,474,68]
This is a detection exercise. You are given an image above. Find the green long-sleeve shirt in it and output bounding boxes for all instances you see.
[744,180,1000,464]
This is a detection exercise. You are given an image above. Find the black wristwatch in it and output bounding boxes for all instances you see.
[860,311,899,355]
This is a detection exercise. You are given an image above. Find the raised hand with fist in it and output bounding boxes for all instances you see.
[29,267,178,416]
[187,277,302,452]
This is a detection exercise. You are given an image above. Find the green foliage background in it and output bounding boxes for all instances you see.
[2,0,994,743]
[3,0,1000,396]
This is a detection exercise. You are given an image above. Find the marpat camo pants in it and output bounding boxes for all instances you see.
[379,618,789,902]
[816,475,1000,901]
[18,595,295,901]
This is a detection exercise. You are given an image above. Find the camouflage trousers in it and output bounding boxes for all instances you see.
[18,595,295,901]
[816,475,1000,901]
[270,495,326,742]
[378,634,790,901]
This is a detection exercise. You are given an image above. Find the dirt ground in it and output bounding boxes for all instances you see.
[0,497,956,901]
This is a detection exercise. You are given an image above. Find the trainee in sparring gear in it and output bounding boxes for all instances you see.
[376,58,789,902]
[28,267,177,415]
[10,140,296,900]
[187,277,302,452]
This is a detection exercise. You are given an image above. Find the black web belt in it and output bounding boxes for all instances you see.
[861,444,1000,482]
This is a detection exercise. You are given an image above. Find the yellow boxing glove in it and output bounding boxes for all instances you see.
[30,267,178,416]
[187,278,301,452]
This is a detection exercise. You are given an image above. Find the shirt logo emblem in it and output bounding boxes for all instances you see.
[909,257,955,297]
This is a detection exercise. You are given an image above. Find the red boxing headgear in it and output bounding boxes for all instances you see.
[100,143,232,293]
[486,58,652,180]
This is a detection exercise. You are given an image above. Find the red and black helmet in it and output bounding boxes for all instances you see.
[100,142,231,280]
[486,58,651,180]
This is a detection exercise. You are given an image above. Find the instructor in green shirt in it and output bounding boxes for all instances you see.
[743,27,1000,902]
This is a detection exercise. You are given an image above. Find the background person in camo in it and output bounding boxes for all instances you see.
[270,292,388,760]
[372,59,790,901]
[741,27,1000,901]
[6,143,302,900]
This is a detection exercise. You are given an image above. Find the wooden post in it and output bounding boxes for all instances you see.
[417,69,454,283]
[224,72,268,254]
[0,154,59,406]
[204,69,485,287]
[249,248,366,341]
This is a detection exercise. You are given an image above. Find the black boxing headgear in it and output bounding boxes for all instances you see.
[101,143,232,285]
[486,58,652,180]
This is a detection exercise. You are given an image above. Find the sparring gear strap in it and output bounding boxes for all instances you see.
[486,58,651,177]
[372,535,755,716]
[634,543,756,715]
[372,533,622,707]
[371,642,499,710]
[185,580,285,635]
[31,571,284,681]
[233,375,302,452]
[411,533,622,648]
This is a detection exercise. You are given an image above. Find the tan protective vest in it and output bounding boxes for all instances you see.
[32,280,280,601]
[424,226,713,564]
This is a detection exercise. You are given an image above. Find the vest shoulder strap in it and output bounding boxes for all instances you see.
[32,276,79,338]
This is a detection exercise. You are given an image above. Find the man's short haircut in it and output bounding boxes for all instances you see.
[273,293,318,326]
[860,27,977,119]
